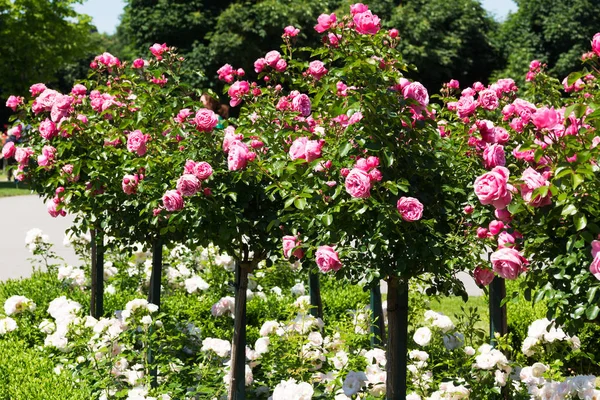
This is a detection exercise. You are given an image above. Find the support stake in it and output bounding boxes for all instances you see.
[147,237,163,388]
[489,277,507,345]
[309,271,323,319]
[229,261,250,400]
[90,228,104,318]
[370,282,385,347]
[385,276,408,400]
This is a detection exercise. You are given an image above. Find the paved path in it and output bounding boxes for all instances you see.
[0,195,79,281]
[0,195,484,295]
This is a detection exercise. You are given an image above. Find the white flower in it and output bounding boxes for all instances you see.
[307,331,323,347]
[521,336,538,357]
[201,338,231,357]
[432,315,455,333]
[475,347,509,370]
[271,286,283,296]
[527,318,551,340]
[104,264,118,280]
[294,295,311,311]
[464,346,475,356]
[47,296,82,323]
[4,295,36,315]
[184,275,210,293]
[105,284,116,295]
[39,319,55,334]
[569,335,581,350]
[364,348,386,366]
[406,393,421,400]
[409,350,429,361]
[255,337,269,355]
[211,296,235,317]
[25,228,50,252]
[413,327,432,346]
[331,350,349,370]
[495,370,508,387]
[272,378,314,400]
[0,317,17,334]
[291,283,305,296]
[141,316,152,325]
[125,299,158,314]
[260,320,280,336]
[214,253,235,271]
[342,371,367,397]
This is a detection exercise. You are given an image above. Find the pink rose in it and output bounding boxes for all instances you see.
[498,231,515,248]
[291,94,311,117]
[520,167,551,207]
[95,52,120,67]
[314,13,336,33]
[275,59,287,72]
[15,147,34,165]
[283,235,304,259]
[228,80,250,107]
[457,96,477,118]
[71,84,87,96]
[494,127,510,144]
[175,108,193,124]
[397,197,424,222]
[478,89,499,110]
[194,161,213,180]
[305,139,324,162]
[223,127,244,153]
[176,174,201,196]
[389,28,399,38]
[162,190,184,212]
[532,107,560,130]
[315,245,342,272]
[482,144,505,169]
[403,82,429,106]
[463,205,474,214]
[592,240,600,259]
[29,83,47,97]
[39,119,58,140]
[6,95,23,111]
[488,220,504,235]
[254,58,266,73]
[228,141,254,171]
[122,174,140,195]
[150,43,168,60]
[33,89,60,114]
[490,247,527,280]
[350,3,369,15]
[132,58,145,69]
[127,130,149,156]
[476,227,489,239]
[369,169,382,182]
[50,94,74,122]
[447,79,460,89]
[473,166,512,210]
[2,142,15,159]
[47,201,66,218]
[264,50,281,67]
[592,33,600,57]
[193,109,219,132]
[308,60,328,80]
[328,33,341,47]
[289,137,308,161]
[473,266,495,286]
[590,255,600,280]
[495,208,512,223]
[283,25,300,37]
[353,10,381,35]
[345,168,372,198]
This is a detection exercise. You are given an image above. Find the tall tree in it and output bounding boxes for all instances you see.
[493,0,600,84]
[387,0,501,91]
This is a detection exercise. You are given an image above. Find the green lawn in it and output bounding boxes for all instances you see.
[429,295,489,333]
[0,180,32,197]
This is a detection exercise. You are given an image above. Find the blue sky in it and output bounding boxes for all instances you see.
[75,0,517,35]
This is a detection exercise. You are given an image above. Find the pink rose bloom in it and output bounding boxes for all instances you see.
[175,108,193,124]
[397,197,424,222]
[228,80,250,107]
[71,84,87,96]
[463,205,474,214]
[283,25,300,37]
[447,79,460,89]
[162,190,184,212]
[308,60,328,80]
[592,240,600,259]
[265,50,281,67]
[228,141,254,171]
[488,220,504,236]
[193,161,213,180]
[305,139,324,162]
[254,58,266,73]
[15,147,34,165]
[61,164,74,175]
[495,208,512,223]
[283,235,304,259]
[512,146,535,163]
[473,266,495,286]
[315,245,342,272]
[473,166,512,210]
[122,174,139,195]
[193,109,219,132]
[2,142,15,159]
[498,231,515,248]
[289,137,308,161]
[29,83,47,97]
[275,59,287,72]
[314,13,336,33]
[591,255,600,280]
[592,33,600,56]
[150,43,168,60]
[476,227,489,239]
[39,119,58,140]
[6,95,23,111]
[482,144,505,169]
[369,169,382,182]
[350,3,369,15]
[50,94,74,122]
[223,126,244,153]
[490,247,527,280]
[494,127,510,144]
[47,201,66,218]
[345,168,372,198]
[132,58,145,69]
[292,94,311,117]
[7,125,22,139]
[33,89,60,113]
[389,28,399,38]
[176,174,201,196]
[457,96,477,118]
[127,130,150,156]
[353,10,381,35]
[520,167,551,207]
[592,136,600,149]
[403,82,429,107]
[95,52,120,67]
[355,158,369,171]
[532,107,560,130]
[478,89,499,110]
[327,33,341,47]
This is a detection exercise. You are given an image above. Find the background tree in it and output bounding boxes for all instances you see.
[493,0,600,85]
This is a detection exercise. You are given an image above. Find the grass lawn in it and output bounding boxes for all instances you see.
[429,295,489,334]
[0,180,32,197]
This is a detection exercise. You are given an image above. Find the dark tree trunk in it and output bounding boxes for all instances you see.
[385,276,409,400]
[147,237,163,388]
[90,229,104,318]
[309,271,323,319]
[229,261,250,400]
[370,282,385,347]
[489,277,507,345]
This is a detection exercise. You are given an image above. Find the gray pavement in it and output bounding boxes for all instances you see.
[0,194,79,281]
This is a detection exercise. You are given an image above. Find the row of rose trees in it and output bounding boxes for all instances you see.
[5,2,600,399]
